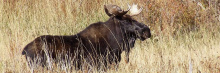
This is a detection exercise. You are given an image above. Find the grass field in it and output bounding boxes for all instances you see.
[0,0,220,73]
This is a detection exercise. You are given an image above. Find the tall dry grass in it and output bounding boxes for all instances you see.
[0,0,220,73]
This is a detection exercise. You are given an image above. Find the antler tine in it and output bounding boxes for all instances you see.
[129,4,142,16]
[127,3,131,11]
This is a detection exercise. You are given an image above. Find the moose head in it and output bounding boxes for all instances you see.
[104,4,151,43]
[104,4,151,64]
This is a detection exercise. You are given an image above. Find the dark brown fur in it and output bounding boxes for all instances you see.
[124,22,151,63]
[22,5,151,70]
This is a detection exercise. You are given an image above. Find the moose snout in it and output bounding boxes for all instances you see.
[146,31,151,38]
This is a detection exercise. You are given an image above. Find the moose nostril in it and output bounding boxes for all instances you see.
[145,32,151,38]
[148,33,151,38]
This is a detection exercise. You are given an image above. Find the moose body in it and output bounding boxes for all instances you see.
[22,4,151,70]
[22,19,126,69]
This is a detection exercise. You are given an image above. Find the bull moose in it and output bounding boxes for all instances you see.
[22,4,151,70]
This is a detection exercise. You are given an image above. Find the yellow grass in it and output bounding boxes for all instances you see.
[0,0,220,73]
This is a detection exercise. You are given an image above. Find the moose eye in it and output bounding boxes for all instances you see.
[142,31,145,34]
[135,28,138,30]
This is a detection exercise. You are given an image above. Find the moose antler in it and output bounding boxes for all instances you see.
[128,4,143,16]
[104,4,142,17]
[104,4,130,17]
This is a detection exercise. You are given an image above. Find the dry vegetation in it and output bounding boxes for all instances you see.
[0,0,220,73]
